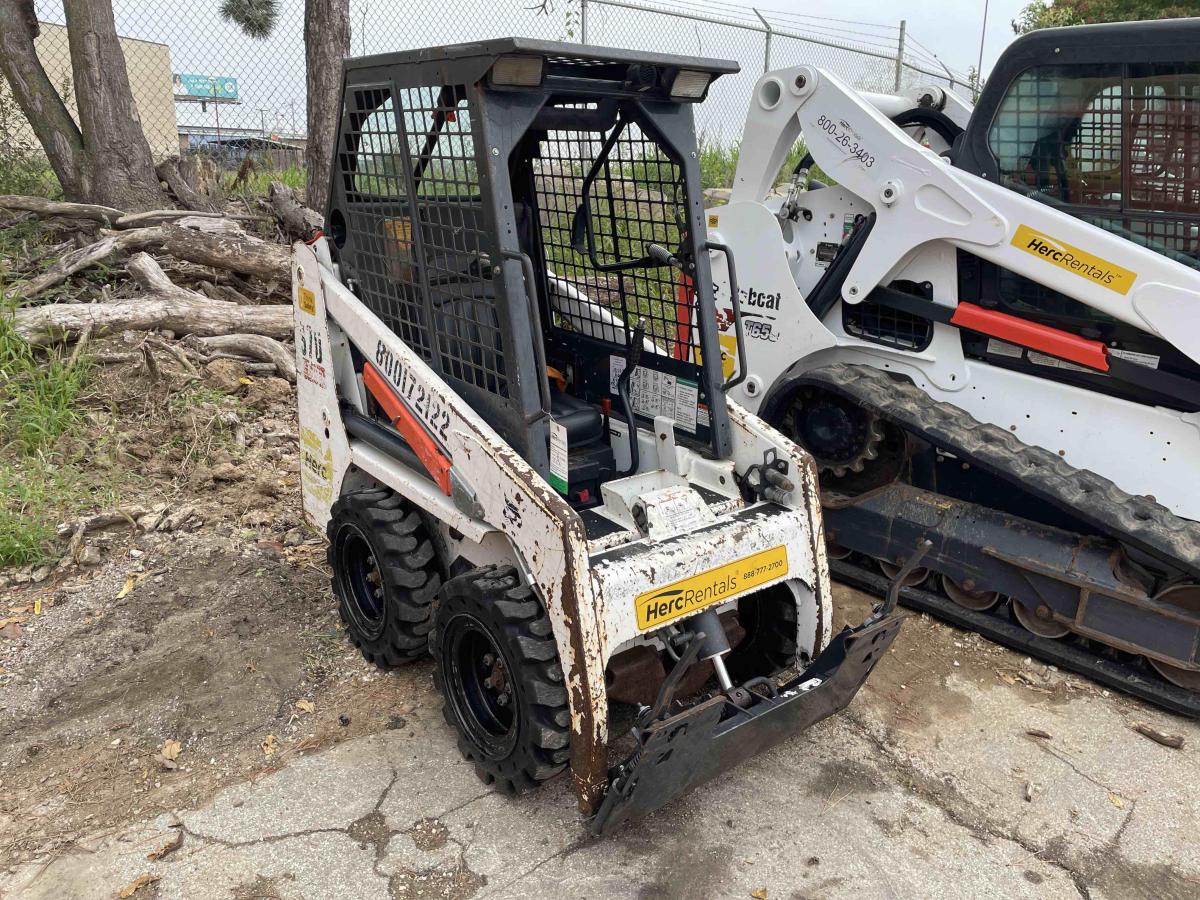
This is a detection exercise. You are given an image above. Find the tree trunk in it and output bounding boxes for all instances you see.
[0,0,88,199]
[62,0,165,211]
[156,156,222,213]
[304,0,350,213]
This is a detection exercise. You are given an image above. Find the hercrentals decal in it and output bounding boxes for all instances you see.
[634,546,788,630]
[1011,224,1136,295]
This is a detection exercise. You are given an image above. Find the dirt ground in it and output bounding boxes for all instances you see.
[0,347,404,865]
[2,345,1199,898]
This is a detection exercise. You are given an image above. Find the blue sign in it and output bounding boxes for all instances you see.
[173,73,238,101]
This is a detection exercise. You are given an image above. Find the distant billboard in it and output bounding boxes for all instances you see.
[172,73,238,102]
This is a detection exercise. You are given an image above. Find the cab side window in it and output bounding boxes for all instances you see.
[988,63,1200,262]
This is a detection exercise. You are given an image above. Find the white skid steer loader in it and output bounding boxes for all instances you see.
[699,19,1200,713]
[292,39,904,833]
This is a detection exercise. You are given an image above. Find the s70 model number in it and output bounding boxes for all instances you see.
[816,115,875,168]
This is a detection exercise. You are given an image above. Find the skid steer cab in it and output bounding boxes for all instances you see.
[293,38,900,833]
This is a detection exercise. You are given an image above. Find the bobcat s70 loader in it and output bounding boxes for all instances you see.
[291,39,903,833]
[700,19,1200,713]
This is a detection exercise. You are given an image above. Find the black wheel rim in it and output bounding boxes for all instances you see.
[442,613,518,760]
[335,523,386,640]
[793,391,872,467]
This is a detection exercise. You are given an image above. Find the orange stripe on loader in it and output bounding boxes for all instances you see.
[361,363,454,496]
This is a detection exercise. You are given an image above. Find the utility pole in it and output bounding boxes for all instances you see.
[894,19,907,93]
[259,107,270,138]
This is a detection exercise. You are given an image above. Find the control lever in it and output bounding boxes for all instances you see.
[616,318,647,478]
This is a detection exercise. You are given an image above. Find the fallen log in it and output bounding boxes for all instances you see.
[160,223,288,280]
[14,228,165,300]
[268,181,324,242]
[13,253,293,344]
[115,209,223,229]
[185,333,297,382]
[0,195,125,225]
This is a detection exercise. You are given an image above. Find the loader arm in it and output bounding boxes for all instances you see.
[729,67,1200,367]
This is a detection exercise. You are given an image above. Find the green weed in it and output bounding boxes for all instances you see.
[0,308,89,454]
[698,136,829,192]
[0,454,116,567]
[223,162,307,199]
[0,296,102,567]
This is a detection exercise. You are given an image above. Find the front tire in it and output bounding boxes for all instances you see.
[432,566,571,794]
[328,488,442,666]
[725,582,801,683]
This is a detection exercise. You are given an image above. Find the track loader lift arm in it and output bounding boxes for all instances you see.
[730,67,1200,366]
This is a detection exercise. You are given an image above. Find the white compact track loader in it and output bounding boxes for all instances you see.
[698,19,1200,713]
[292,39,903,832]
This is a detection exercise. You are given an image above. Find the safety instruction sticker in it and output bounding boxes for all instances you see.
[1011,225,1136,295]
[1027,350,1096,375]
[634,545,789,630]
[609,356,700,433]
[549,420,568,494]
[986,337,1024,359]
[1109,347,1160,369]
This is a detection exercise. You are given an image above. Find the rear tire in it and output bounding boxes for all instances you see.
[328,488,442,666]
[432,565,571,794]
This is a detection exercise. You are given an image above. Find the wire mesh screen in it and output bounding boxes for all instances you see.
[842,300,933,352]
[989,63,1200,264]
[13,0,969,187]
[1127,67,1200,215]
[536,117,692,359]
[338,85,435,361]
[336,82,507,397]
[402,86,506,397]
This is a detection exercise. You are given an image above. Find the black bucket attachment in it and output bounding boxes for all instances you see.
[591,614,902,834]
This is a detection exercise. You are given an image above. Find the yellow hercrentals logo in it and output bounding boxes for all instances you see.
[634,546,789,630]
[1011,224,1137,295]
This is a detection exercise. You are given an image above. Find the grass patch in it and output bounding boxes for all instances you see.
[0,298,100,567]
[0,309,89,454]
[0,153,61,199]
[223,162,306,199]
[0,455,116,568]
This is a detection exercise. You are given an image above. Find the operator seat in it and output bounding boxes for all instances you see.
[549,390,604,445]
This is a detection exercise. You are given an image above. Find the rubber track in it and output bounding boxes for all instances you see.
[798,364,1200,579]
[831,558,1200,718]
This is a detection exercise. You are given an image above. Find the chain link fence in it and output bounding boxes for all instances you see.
[18,0,969,177]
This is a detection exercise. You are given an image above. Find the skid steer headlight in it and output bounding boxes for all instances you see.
[669,69,712,99]
[491,55,544,87]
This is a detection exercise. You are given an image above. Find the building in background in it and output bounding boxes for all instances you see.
[5,22,179,160]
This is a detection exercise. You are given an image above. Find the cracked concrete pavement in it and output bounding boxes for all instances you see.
[4,585,1199,900]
